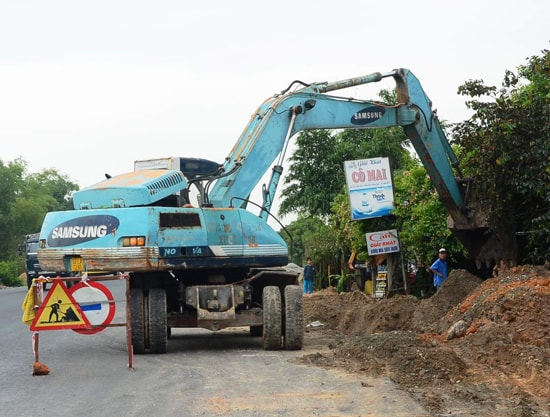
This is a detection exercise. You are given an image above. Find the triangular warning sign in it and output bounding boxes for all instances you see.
[30,279,92,331]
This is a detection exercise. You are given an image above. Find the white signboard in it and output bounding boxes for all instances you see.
[344,157,394,220]
[366,229,400,255]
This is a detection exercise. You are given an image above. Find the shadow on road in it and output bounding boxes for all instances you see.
[166,328,264,353]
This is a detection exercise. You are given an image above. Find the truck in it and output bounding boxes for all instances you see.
[22,233,44,288]
[37,68,505,353]
[21,232,72,289]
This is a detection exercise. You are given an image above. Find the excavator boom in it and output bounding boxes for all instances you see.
[209,69,489,258]
[210,71,463,211]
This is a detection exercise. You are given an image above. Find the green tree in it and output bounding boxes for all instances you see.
[0,159,27,260]
[327,164,464,272]
[279,88,414,219]
[392,165,464,265]
[24,169,77,211]
[278,85,422,288]
[279,124,417,291]
[280,215,340,288]
[279,130,343,217]
[280,215,325,264]
[453,48,550,264]
[0,158,79,262]
[279,127,413,218]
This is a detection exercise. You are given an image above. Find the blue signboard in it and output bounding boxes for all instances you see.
[344,157,395,220]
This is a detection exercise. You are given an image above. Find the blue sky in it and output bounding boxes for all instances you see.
[1,0,548,220]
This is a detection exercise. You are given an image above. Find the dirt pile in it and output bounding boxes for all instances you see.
[412,270,483,333]
[301,266,550,417]
[305,288,418,335]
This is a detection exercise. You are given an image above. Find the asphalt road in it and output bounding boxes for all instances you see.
[1,282,430,417]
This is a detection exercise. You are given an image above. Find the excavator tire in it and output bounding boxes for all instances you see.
[130,288,146,354]
[284,285,304,350]
[148,288,168,354]
[262,286,282,350]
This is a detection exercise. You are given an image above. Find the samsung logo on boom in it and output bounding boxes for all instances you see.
[350,106,385,125]
[51,225,108,239]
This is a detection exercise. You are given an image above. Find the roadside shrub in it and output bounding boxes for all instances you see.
[0,260,24,287]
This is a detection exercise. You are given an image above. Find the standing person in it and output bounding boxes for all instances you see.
[430,248,448,290]
[303,257,315,294]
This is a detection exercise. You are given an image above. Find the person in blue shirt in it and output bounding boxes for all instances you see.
[430,248,448,290]
[303,257,315,294]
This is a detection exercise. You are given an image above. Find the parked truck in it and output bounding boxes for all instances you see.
[21,233,72,289]
[37,68,506,353]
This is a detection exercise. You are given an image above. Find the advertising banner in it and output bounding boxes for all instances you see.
[365,229,400,255]
[344,157,394,220]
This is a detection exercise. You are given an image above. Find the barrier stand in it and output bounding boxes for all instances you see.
[31,280,43,363]
[28,273,134,371]
[125,274,134,369]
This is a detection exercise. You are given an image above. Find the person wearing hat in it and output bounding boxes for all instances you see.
[430,248,448,290]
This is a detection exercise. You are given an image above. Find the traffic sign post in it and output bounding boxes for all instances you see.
[30,279,91,331]
[69,281,116,335]
[26,274,134,370]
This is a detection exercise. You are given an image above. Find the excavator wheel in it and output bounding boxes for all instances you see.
[262,286,282,350]
[130,288,146,354]
[284,285,304,350]
[148,288,168,354]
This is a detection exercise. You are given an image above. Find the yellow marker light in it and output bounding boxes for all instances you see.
[123,236,146,247]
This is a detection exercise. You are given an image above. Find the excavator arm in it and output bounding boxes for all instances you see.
[208,69,489,259]
[211,69,474,223]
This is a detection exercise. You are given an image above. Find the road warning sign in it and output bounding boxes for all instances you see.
[69,281,116,335]
[30,279,91,331]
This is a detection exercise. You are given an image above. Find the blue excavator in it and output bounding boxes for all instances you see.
[38,69,502,353]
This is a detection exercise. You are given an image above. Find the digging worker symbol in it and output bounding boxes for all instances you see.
[47,299,80,323]
[48,300,62,323]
